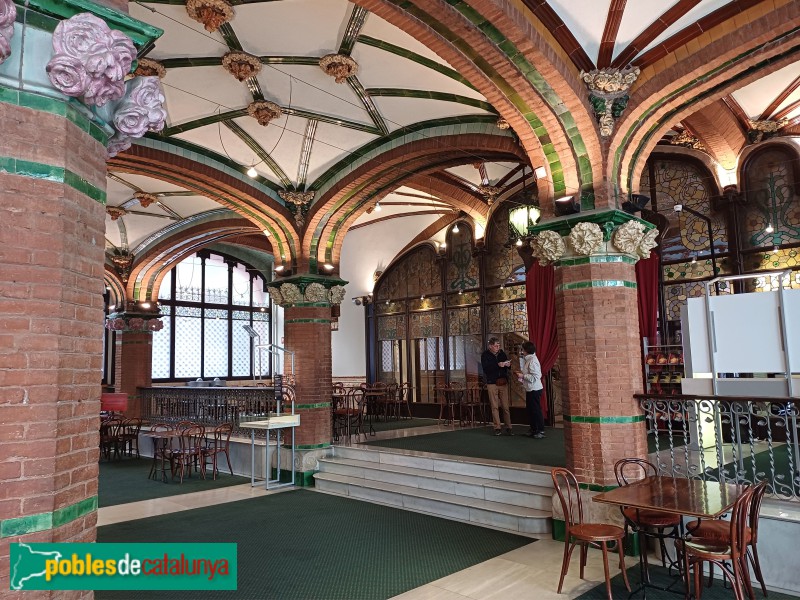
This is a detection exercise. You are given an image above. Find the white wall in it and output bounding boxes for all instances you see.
[332,214,440,377]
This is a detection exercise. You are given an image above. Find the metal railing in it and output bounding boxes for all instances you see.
[135,387,290,438]
[638,393,800,500]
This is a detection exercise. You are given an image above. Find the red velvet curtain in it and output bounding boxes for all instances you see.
[525,262,558,419]
[635,251,660,342]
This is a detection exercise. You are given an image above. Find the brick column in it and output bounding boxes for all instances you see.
[0,100,107,593]
[528,212,655,489]
[267,277,346,486]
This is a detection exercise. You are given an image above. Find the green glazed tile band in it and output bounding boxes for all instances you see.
[285,318,332,324]
[564,414,645,423]
[291,302,332,308]
[560,255,637,266]
[270,468,315,487]
[556,280,636,292]
[295,443,331,450]
[295,403,331,409]
[1,495,97,538]
[0,157,106,203]
[0,86,110,145]
[578,482,619,492]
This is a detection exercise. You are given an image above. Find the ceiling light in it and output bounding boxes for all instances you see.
[374,202,382,212]
[534,166,547,179]
[773,246,779,254]
[323,263,334,270]
[140,302,151,309]
[260,307,265,312]
[275,265,284,272]
[515,238,523,247]
[458,290,463,295]
[453,223,460,234]
[263,229,270,237]
[420,295,424,300]
[440,242,446,250]
[554,195,580,217]
[247,166,258,178]
[766,223,774,233]
[691,255,697,264]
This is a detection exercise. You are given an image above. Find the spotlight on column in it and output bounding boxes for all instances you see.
[554,195,580,217]
[622,193,650,214]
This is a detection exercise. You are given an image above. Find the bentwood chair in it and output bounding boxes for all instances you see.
[396,382,412,419]
[551,467,630,600]
[614,458,682,576]
[202,423,233,479]
[118,417,142,458]
[676,482,762,600]
[685,480,768,599]
[172,425,206,483]
[99,417,123,460]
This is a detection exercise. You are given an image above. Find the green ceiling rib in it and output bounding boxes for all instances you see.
[246,76,264,101]
[297,120,317,189]
[282,107,381,135]
[366,88,497,113]
[162,109,248,136]
[159,57,223,69]
[136,0,282,4]
[261,56,320,65]
[347,78,390,136]
[218,23,243,51]
[356,35,476,90]
[223,121,292,188]
[339,6,369,55]
[116,219,129,250]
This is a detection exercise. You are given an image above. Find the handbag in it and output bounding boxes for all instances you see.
[495,377,508,386]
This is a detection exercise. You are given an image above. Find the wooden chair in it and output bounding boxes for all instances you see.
[685,480,768,599]
[614,458,682,577]
[459,385,483,427]
[202,423,233,479]
[99,417,123,460]
[148,423,175,481]
[172,425,206,483]
[396,382,413,419]
[676,483,761,600]
[118,417,142,458]
[551,467,630,600]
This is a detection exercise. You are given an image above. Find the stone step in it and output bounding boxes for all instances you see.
[313,471,552,535]
[331,445,553,488]
[317,456,552,511]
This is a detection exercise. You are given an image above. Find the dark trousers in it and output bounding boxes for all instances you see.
[526,389,544,434]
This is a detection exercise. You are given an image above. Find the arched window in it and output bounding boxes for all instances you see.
[152,251,271,381]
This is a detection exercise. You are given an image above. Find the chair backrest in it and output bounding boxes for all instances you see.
[614,458,657,486]
[551,467,584,529]
[211,423,233,449]
[748,480,768,544]
[150,422,173,433]
[100,417,122,437]
[179,425,205,453]
[729,484,758,561]
[176,420,196,432]
[121,417,142,435]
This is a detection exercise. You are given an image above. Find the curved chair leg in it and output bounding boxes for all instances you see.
[617,538,631,592]
[580,543,587,579]
[748,546,768,597]
[557,539,576,594]
[601,542,612,600]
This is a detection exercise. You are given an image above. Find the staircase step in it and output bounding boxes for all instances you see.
[314,471,551,535]
[317,457,552,510]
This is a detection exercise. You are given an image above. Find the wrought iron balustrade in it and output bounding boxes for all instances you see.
[637,393,800,500]
[135,387,286,438]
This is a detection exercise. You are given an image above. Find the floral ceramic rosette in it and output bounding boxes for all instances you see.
[105,315,164,332]
[0,0,16,65]
[531,230,566,266]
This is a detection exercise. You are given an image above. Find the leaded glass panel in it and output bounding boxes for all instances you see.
[232,312,251,376]
[377,315,405,340]
[410,312,442,338]
[743,149,800,248]
[158,277,171,301]
[174,306,201,377]
[448,307,481,335]
[204,255,229,304]
[446,227,479,292]
[175,255,202,302]
[204,309,229,377]
[151,312,171,378]
[231,263,251,306]
[253,318,270,376]
[485,205,523,286]
[486,284,525,303]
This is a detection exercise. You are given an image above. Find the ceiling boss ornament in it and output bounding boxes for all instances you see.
[0,0,16,65]
[134,191,158,208]
[222,51,261,82]
[580,67,640,137]
[106,206,127,220]
[478,184,501,207]
[247,100,282,126]
[279,190,315,228]
[134,57,166,79]
[319,53,358,83]
[747,119,787,144]
[185,0,234,32]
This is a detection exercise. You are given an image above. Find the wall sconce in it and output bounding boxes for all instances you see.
[554,195,580,217]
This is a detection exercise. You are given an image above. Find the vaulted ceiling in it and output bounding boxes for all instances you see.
[105,0,800,295]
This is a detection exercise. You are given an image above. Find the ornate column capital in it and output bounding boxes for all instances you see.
[279,190,315,228]
[747,119,787,144]
[580,67,640,137]
[526,209,657,265]
[266,275,349,308]
[110,251,133,283]
[106,308,164,333]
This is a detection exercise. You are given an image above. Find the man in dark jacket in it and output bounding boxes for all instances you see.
[481,337,513,435]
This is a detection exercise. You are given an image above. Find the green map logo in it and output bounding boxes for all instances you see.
[9,543,237,591]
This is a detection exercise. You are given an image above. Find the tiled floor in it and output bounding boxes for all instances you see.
[98,422,636,599]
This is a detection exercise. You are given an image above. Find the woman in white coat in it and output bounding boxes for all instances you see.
[517,341,545,438]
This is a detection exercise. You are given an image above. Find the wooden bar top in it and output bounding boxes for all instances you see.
[593,476,745,519]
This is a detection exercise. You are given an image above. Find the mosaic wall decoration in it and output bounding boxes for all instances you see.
[375,300,406,315]
[446,226,479,292]
[410,311,443,338]
[642,159,727,262]
[664,280,733,320]
[448,306,482,335]
[486,283,526,303]
[486,301,528,334]
[743,148,800,248]
[485,205,524,286]
[377,315,406,340]
[662,257,732,283]
[409,296,442,311]
[750,267,800,292]
[446,291,480,306]
[745,248,800,291]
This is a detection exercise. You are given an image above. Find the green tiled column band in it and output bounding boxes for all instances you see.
[296,403,331,409]
[0,157,106,203]
[564,414,645,423]
[0,86,109,145]
[285,318,331,324]
[271,468,315,487]
[295,443,331,450]
[291,302,332,308]
[560,255,637,266]
[1,496,97,538]
[556,280,636,292]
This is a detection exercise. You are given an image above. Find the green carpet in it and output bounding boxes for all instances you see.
[370,417,439,433]
[710,444,793,485]
[96,489,533,600]
[99,458,249,508]
[575,565,795,599]
[365,425,567,466]
[647,433,687,454]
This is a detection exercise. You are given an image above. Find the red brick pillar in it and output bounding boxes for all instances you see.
[0,100,107,591]
[114,330,154,416]
[268,278,346,485]
[531,214,653,489]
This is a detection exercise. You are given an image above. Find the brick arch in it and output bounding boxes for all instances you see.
[609,1,800,193]
[305,134,526,269]
[109,144,298,271]
[128,218,261,302]
[353,0,582,202]
[682,101,746,171]
[103,269,126,308]
[646,146,724,191]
